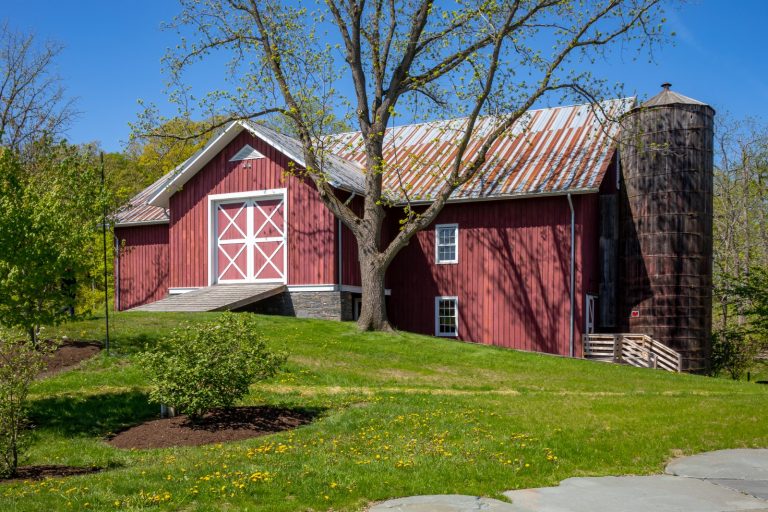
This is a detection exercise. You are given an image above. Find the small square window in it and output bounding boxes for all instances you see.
[435,224,458,264]
[435,296,458,337]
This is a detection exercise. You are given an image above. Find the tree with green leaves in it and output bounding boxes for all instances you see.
[711,116,768,378]
[0,142,109,342]
[713,117,768,328]
[0,334,55,477]
[139,0,669,331]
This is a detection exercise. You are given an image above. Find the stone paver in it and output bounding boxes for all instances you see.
[368,449,768,511]
[666,449,768,480]
[708,480,768,501]
[368,494,516,511]
[502,475,767,512]
[665,449,768,501]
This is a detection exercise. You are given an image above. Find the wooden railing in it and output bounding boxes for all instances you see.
[583,333,683,372]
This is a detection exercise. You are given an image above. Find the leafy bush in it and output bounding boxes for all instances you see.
[711,327,762,380]
[138,313,286,419]
[0,335,56,477]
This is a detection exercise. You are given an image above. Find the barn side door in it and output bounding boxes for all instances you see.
[212,191,287,284]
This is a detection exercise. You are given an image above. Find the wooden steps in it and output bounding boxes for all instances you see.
[130,284,286,312]
[584,333,683,372]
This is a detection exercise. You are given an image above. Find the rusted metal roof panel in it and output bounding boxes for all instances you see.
[324,98,633,202]
[113,173,170,226]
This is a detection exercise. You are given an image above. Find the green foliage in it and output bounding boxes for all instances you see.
[712,117,768,348]
[735,268,768,336]
[711,326,761,380]
[0,334,56,477]
[132,118,209,183]
[138,313,286,418]
[711,268,768,379]
[0,143,109,341]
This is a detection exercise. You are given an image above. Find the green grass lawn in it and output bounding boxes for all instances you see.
[3,312,768,511]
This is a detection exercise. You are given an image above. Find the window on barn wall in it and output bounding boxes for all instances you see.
[435,296,459,337]
[435,224,458,264]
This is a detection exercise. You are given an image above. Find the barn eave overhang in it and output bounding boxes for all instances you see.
[114,219,170,228]
[146,120,364,209]
[396,186,599,207]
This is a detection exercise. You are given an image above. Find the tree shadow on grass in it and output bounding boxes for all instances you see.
[28,390,157,438]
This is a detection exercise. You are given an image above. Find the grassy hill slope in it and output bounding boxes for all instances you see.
[3,312,767,511]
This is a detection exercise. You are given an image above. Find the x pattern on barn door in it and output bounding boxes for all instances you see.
[216,196,286,283]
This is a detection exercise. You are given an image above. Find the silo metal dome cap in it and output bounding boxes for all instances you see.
[641,82,710,108]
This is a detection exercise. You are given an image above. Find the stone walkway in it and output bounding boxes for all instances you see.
[368,449,768,512]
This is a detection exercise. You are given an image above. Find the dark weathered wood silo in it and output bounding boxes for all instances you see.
[618,84,714,372]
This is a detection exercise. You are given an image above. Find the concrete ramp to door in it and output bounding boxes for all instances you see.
[130,284,286,312]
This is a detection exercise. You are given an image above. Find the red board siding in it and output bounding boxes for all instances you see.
[340,222,361,287]
[115,225,169,311]
[339,194,363,287]
[387,195,595,355]
[168,131,336,288]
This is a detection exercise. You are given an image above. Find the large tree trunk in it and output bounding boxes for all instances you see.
[356,251,392,332]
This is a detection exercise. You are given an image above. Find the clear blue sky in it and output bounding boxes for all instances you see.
[3,0,767,152]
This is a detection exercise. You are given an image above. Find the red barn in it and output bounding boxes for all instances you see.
[114,89,714,368]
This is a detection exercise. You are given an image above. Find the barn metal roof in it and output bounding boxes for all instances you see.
[114,98,633,226]
[242,120,367,193]
[113,173,170,227]
[324,97,634,203]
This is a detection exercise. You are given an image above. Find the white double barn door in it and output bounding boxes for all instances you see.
[215,195,286,283]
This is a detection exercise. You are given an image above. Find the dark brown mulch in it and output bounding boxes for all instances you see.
[1,465,103,482]
[106,406,320,449]
[39,340,102,378]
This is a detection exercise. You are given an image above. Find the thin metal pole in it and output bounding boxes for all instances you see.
[101,152,110,354]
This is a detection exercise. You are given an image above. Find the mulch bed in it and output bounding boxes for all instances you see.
[1,465,103,482]
[107,406,318,449]
[38,340,102,378]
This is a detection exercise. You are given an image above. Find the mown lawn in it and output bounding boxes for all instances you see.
[3,311,768,511]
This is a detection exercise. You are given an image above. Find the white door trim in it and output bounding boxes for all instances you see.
[207,188,288,285]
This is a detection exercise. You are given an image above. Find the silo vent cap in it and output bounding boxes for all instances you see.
[641,83,708,108]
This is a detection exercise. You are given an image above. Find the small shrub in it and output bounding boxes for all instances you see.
[138,313,286,419]
[711,327,762,380]
[0,335,55,477]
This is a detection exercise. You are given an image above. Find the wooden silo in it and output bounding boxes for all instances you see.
[618,84,714,372]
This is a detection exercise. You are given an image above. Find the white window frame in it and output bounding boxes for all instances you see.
[435,223,459,264]
[434,296,459,337]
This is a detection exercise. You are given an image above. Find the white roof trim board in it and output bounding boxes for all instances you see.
[146,120,366,209]
[229,144,265,161]
[116,98,633,226]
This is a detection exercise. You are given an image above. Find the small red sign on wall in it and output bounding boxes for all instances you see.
[631,310,640,318]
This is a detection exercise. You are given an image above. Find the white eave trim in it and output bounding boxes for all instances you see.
[287,284,391,296]
[147,122,243,208]
[114,219,170,228]
[399,187,598,207]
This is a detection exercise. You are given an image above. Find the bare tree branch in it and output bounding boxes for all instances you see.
[0,22,77,152]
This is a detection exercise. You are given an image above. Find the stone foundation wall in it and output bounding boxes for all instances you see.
[236,290,355,321]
